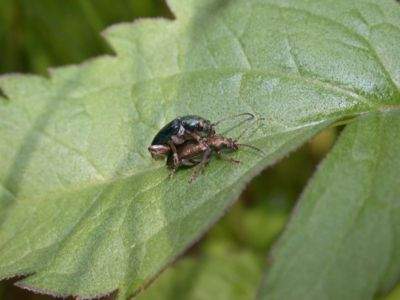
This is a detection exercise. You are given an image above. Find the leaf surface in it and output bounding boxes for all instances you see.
[137,244,262,300]
[259,112,400,300]
[0,0,399,298]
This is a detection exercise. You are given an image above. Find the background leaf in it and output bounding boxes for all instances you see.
[0,0,170,75]
[0,0,399,299]
[259,112,400,300]
[137,243,262,300]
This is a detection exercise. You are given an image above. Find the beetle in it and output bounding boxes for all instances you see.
[148,113,254,165]
[148,115,214,165]
[167,134,263,182]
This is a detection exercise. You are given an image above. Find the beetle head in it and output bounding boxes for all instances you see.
[229,139,239,150]
[200,119,215,136]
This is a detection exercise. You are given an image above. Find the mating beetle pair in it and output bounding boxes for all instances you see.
[148,113,262,181]
[148,115,215,166]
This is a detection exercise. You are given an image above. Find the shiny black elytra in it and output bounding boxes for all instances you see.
[150,115,213,146]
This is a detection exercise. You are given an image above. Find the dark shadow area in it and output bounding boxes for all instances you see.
[1,276,117,300]
[0,87,7,100]
[2,277,73,300]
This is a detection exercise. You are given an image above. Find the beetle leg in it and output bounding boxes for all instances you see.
[168,141,180,167]
[168,155,182,178]
[188,158,201,165]
[168,168,176,179]
[187,131,202,141]
[169,166,179,178]
[216,150,240,164]
[189,147,212,183]
[171,135,185,145]
[181,158,197,167]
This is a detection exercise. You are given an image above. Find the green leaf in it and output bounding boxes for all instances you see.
[0,0,399,298]
[137,243,262,300]
[258,112,400,300]
[383,283,400,300]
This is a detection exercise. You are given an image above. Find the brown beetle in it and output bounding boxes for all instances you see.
[167,134,263,182]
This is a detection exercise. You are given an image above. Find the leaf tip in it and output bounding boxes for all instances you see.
[101,17,175,57]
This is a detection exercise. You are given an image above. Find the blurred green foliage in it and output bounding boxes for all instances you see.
[0,0,170,75]
[137,245,263,300]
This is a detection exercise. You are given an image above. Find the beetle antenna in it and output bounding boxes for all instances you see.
[211,112,254,127]
[215,113,256,135]
[236,116,265,140]
[237,143,265,154]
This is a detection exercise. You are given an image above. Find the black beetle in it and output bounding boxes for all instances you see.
[148,113,254,165]
[148,115,215,165]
